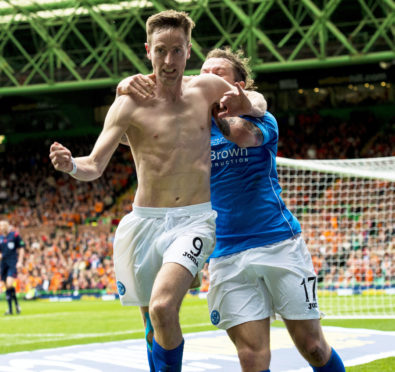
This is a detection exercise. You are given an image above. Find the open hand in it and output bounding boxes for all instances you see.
[117,73,156,100]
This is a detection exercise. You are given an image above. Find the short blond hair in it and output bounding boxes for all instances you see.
[206,47,256,90]
[146,10,195,45]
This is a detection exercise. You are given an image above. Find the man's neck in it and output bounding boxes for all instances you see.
[156,77,185,102]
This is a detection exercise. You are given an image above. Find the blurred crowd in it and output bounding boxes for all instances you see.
[0,137,136,228]
[0,111,394,296]
[277,111,394,159]
[15,228,116,297]
[289,182,394,290]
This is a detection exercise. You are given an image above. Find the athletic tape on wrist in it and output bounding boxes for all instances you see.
[68,157,77,175]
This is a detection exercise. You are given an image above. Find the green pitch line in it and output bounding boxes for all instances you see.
[0,297,216,354]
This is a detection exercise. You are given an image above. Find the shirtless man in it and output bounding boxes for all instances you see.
[118,47,345,372]
[49,10,265,371]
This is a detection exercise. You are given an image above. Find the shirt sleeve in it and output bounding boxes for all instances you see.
[14,232,25,249]
[240,111,278,146]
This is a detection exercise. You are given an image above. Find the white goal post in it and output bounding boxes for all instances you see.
[276,156,395,319]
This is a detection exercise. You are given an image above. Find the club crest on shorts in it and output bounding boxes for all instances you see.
[210,310,220,325]
[116,281,126,296]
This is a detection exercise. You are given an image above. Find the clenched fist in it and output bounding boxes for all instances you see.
[49,142,73,173]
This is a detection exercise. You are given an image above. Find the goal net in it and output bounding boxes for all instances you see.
[276,156,395,319]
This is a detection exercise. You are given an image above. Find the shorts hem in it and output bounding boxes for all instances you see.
[162,259,198,278]
[280,313,321,320]
[120,299,149,307]
[216,313,273,331]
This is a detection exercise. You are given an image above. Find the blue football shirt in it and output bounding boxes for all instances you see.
[210,111,301,258]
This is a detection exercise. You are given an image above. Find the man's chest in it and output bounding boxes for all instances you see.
[133,103,210,143]
[0,236,16,252]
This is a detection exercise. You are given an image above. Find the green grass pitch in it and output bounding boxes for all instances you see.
[0,295,394,371]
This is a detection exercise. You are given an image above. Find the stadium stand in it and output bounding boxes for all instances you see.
[0,137,136,298]
[277,111,394,159]
[0,109,393,306]
[0,138,136,228]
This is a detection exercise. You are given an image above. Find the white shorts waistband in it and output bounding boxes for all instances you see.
[132,202,213,218]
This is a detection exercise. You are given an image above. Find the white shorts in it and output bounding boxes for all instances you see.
[114,202,217,306]
[207,235,321,330]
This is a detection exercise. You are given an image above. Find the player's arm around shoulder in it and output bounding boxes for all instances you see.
[191,74,264,118]
[190,74,233,104]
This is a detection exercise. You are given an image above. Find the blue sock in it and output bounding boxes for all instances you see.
[260,370,270,372]
[145,312,154,351]
[311,348,345,372]
[147,345,155,371]
[145,312,155,371]
[152,337,184,372]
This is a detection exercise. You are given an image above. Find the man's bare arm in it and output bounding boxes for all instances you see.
[50,95,133,180]
[244,90,267,117]
[17,247,25,268]
[198,75,264,118]
[218,86,266,118]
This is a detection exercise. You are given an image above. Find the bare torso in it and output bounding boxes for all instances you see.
[124,76,213,207]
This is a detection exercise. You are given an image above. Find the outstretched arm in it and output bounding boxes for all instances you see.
[50,95,133,181]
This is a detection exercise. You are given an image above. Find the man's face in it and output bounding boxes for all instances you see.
[0,221,9,235]
[146,27,191,86]
[200,58,237,85]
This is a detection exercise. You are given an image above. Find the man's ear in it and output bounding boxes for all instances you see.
[145,43,151,60]
[238,81,246,89]
[187,43,192,59]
